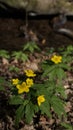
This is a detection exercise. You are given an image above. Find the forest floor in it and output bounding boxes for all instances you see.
[0,15,73,130]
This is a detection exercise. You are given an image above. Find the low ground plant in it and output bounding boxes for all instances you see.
[23,41,40,53]
[11,51,28,62]
[0,49,10,59]
[0,45,73,130]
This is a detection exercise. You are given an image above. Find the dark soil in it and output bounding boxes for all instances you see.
[0,14,73,51]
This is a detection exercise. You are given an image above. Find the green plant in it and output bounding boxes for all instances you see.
[9,70,39,125]
[41,46,73,129]
[12,51,28,62]
[23,41,40,53]
[0,77,6,91]
[0,45,72,130]
[9,58,64,124]
[0,77,10,91]
[0,50,10,59]
[9,65,20,73]
[59,45,73,64]
[61,123,73,130]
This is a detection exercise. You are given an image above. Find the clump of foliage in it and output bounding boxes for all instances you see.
[23,41,40,53]
[0,77,9,91]
[0,50,10,59]
[11,51,28,62]
[0,45,73,130]
[9,65,20,73]
[11,41,40,62]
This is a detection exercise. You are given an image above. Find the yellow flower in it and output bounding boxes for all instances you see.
[24,69,36,77]
[16,82,29,94]
[37,95,45,106]
[12,78,19,85]
[26,78,34,87]
[51,55,62,64]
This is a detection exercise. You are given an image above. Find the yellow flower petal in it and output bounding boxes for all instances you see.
[26,78,34,87]
[16,82,29,94]
[12,78,19,85]
[37,95,45,106]
[16,84,21,89]
[18,86,29,94]
[51,55,62,64]
[24,69,36,77]
[21,82,29,92]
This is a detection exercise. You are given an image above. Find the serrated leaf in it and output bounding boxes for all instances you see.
[56,68,66,80]
[23,100,29,106]
[40,101,51,118]
[34,105,39,113]
[33,83,45,90]
[0,50,10,59]
[45,81,56,96]
[48,68,57,80]
[25,102,34,123]
[51,96,66,118]
[15,105,25,126]
[9,66,20,72]
[23,42,40,53]
[20,53,28,61]
[42,65,55,78]
[56,84,67,99]
[9,96,23,105]
[12,51,28,61]
[59,63,69,70]
[61,123,73,130]
[23,42,30,51]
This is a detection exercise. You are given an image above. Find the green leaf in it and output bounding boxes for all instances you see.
[42,65,55,78]
[25,102,35,123]
[56,84,67,99]
[9,66,20,72]
[23,41,40,53]
[48,68,57,80]
[33,83,45,91]
[23,42,31,51]
[0,50,10,59]
[23,100,29,106]
[9,96,24,105]
[46,66,66,80]
[51,96,66,118]
[0,77,6,91]
[44,81,56,96]
[56,67,66,80]
[59,63,69,70]
[15,104,25,126]
[12,51,28,61]
[34,105,39,113]
[61,123,73,130]
[20,53,28,61]
[40,101,51,118]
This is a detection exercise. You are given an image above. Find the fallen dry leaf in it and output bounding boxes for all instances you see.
[2,58,9,65]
